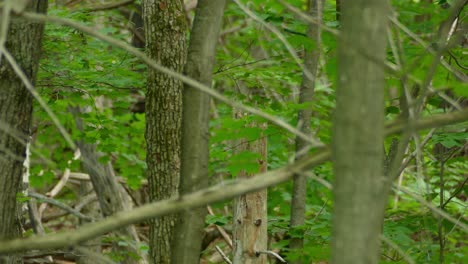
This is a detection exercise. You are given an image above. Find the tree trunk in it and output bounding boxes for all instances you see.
[171,1,226,263]
[289,1,322,262]
[232,120,268,264]
[0,2,47,263]
[76,182,100,264]
[142,1,187,263]
[78,141,143,264]
[336,0,342,21]
[331,1,390,264]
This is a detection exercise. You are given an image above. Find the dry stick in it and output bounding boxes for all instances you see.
[215,246,232,264]
[28,192,94,222]
[0,109,467,254]
[20,12,322,147]
[37,170,70,217]
[27,194,97,226]
[256,250,287,263]
[27,199,54,263]
[207,206,233,248]
[38,149,81,217]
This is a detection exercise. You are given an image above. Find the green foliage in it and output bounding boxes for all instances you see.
[432,131,467,148]
[206,214,230,226]
[34,5,147,192]
[27,0,467,262]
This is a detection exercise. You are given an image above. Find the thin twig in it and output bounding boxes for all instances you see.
[256,250,287,263]
[28,192,94,222]
[443,176,468,208]
[395,186,468,231]
[0,111,467,253]
[232,0,315,82]
[215,246,232,264]
[380,235,415,264]
[74,246,118,264]
[0,48,76,149]
[20,11,323,147]
[207,206,233,248]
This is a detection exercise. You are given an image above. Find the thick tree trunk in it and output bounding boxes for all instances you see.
[171,1,226,263]
[288,1,322,261]
[331,1,390,264]
[142,1,187,263]
[0,2,47,263]
[232,121,268,264]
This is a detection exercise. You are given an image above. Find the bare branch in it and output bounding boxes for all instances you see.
[28,192,95,222]
[20,11,323,147]
[0,109,467,254]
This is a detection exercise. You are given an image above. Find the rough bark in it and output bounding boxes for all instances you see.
[331,1,390,264]
[0,1,47,263]
[288,1,322,261]
[171,1,226,263]
[232,120,268,264]
[142,0,187,263]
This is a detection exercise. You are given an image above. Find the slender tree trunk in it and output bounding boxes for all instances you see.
[171,1,226,263]
[331,1,390,264]
[288,1,322,261]
[142,1,187,263]
[76,182,100,264]
[232,120,268,264]
[0,2,47,263]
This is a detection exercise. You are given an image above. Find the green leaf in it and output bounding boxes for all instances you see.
[385,106,400,114]
[205,214,229,226]
[226,151,262,177]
